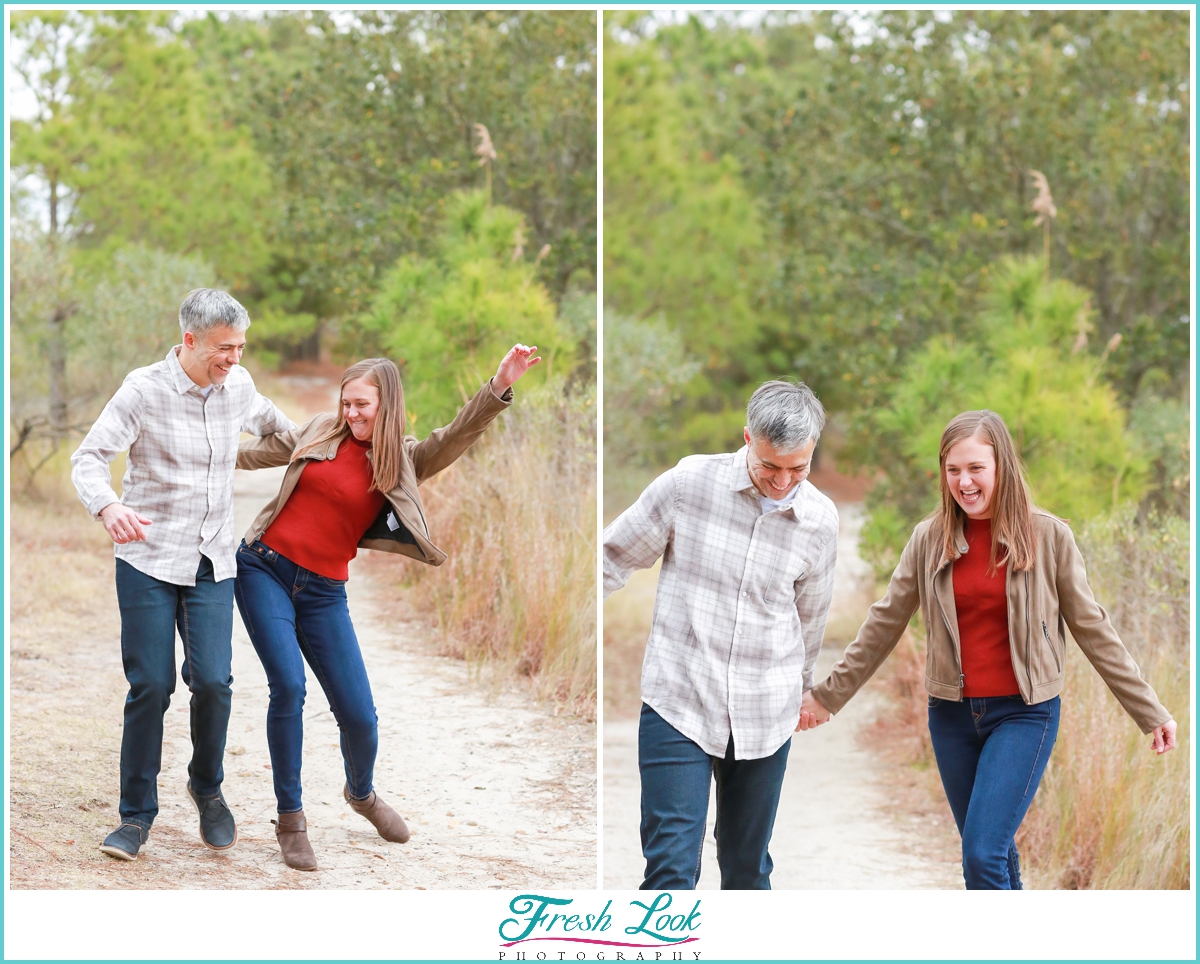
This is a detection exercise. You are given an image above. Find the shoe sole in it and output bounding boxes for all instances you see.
[188,789,239,852]
[98,844,137,861]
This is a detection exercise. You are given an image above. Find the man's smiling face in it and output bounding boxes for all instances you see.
[744,428,816,500]
[185,324,246,387]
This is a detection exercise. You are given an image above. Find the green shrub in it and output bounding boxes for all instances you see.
[342,190,571,436]
[859,257,1146,579]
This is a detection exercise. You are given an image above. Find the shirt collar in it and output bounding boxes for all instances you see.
[937,515,1008,571]
[730,446,759,494]
[167,345,223,396]
[730,446,804,519]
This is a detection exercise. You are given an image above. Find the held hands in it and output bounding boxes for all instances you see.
[493,344,541,395]
[99,503,152,545]
[796,690,832,732]
[1151,720,1177,755]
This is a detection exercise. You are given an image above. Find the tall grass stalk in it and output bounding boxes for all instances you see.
[1018,507,1190,889]
[406,379,597,719]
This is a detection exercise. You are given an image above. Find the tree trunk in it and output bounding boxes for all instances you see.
[47,305,71,436]
[46,176,70,436]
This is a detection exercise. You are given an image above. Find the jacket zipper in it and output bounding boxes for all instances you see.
[1024,571,1035,696]
[931,577,965,699]
[1043,620,1062,673]
[397,481,429,537]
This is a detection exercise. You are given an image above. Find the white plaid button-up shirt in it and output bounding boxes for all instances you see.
[71,347,294,586]
[604,448,839,760]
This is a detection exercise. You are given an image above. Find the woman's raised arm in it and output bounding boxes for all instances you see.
[407,344,540,483]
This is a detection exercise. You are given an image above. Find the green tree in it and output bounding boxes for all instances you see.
[185,10,596,327]
[603,312,701,468]
[604,11,1189,468]
[11,223,214,463]
[343,190,569,435]
[860,257,1146,578]
[11,11,273,286]
[604,15,776,452]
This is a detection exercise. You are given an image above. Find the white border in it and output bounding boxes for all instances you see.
[5,5,1197,963]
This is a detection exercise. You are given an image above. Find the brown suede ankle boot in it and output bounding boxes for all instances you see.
[272,810,318,871]
[344,784,410,843]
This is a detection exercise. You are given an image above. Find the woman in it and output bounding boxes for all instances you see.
[234,345,539,870]
[799,410,1176,889]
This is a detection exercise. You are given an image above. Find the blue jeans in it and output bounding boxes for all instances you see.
[234,540,378,813]
[928,695,1060,890]
[114,555,234,830]
[638,704,790,890]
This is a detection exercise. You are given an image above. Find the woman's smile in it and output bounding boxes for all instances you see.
[342,376,381,441]
[944,435,996,520]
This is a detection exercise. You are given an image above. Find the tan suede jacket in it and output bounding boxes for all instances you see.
[812,510,1171,734]
[236,379,512,567]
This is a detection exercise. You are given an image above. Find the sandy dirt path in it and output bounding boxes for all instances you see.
[602,503,963,889]
[9,374,595,890]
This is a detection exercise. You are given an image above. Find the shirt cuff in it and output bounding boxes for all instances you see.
[487,377,515,403]
[88,494,121,520]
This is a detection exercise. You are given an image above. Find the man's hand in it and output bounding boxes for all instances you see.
[99,503,152,544]
[493,344,541,395]
[1151,719,1178,755]
[796,690,832,731]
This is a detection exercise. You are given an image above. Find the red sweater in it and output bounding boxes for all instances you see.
[953,518,1021,697]
[261,434,386,581]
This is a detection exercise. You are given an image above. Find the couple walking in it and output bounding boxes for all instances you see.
[71,287,539,870]
[604,380,1177,891]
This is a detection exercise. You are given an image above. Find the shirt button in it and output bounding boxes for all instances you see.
[738,630,743,635]
[742,591,747,596]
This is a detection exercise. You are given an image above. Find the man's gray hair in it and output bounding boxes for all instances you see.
[746,380,826,453]
[178,288,251,339]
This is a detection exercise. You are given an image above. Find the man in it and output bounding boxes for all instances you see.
[71,288,295,861]
[603,380,838,890]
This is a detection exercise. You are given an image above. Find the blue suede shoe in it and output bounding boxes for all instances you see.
[187,782,238,851]
[99,823,149,861]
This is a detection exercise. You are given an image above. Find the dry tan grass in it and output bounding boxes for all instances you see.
[1016,509,1191,889]
[602,565,659,721]
[397,382,597,719]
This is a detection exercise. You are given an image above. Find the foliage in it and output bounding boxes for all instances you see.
[859,257,1146,578]
[11,225,215,446]
[11,11,595,369]
[9,226,76,431]
[11,11,273,287]
[1127,374,1190,517]
[343,191,569,435]
[604,18,774,452]
[185,10,596,323]
[558,288,598,386]
[603,311,701,468]
[604,10,1189,456]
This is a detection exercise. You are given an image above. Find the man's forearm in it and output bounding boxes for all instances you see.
[70,449,123,518]
[602,557,632,600]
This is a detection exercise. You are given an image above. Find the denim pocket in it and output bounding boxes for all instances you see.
[927,696,941,708]
[241,541,277,562]
[319,575,347,588]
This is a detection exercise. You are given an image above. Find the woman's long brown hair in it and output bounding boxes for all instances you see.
[930,410,1037,573]
[292,358,406,493]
